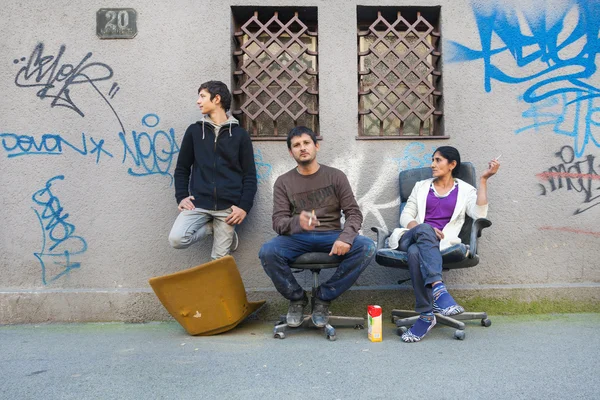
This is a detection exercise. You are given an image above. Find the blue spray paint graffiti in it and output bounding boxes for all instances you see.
[119,113,180,184]
[516,93,600,157]
[447,0,600,156]
[0,132,113,163]
[391,142,436,171]
[89,137,113,163]
[2,113,177,177]
[31,175,88,285]
[254,148,272,184]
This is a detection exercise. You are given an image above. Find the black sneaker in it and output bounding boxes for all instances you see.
[311,299,331,327]
[286,296,307,327]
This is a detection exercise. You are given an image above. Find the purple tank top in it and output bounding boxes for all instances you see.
[424,182,458,231]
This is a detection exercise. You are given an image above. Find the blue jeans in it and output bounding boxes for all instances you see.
[399,223,443,313]
[258,231,375,302]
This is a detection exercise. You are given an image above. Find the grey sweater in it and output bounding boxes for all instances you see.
[272,165,363,244]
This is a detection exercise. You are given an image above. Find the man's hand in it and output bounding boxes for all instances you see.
[329,240,351,256]
[299,210,319,231]
[178,196,195,211]
[225,205,247,225]
[433,227,444,241]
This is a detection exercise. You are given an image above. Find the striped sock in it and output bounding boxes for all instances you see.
[432,282,464,316]
[401,311,436,343]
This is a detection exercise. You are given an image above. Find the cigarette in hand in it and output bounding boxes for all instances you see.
[494,154,502,161]
[308,210,315,226]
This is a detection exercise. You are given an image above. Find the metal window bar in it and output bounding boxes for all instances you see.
[233,11,319,139]
[358,11,442,138]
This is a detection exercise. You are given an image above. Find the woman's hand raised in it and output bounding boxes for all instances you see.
[481,158,500,180]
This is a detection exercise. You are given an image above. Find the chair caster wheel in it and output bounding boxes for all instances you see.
[354,324,364,330]
[327,334,337,341]
[397,326,408,336]
[274,332,285,339]
[454,330,465,340]
[481,318,492,327]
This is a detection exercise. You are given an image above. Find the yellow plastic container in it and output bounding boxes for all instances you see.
[368,305,382,342]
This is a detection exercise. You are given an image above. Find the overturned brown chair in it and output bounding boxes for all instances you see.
[149,255,265,335]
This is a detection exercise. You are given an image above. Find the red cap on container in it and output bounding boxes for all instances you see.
[368,305,382,317]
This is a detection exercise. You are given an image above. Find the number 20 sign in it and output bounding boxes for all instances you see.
[96,8,137,39]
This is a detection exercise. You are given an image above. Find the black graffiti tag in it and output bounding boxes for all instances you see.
[537,145,600,214]
[13,43,125,132]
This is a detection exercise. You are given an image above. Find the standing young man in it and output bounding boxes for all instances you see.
[258,126,375,327]
[169,81,257,259]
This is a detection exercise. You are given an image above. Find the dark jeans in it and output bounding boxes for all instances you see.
[259,231,375,302]
[399,223,443,313]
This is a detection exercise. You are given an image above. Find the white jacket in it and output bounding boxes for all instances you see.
[390,178,488,251]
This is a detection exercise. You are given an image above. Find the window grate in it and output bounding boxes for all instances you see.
[358,9,443,138]
[233,10,319,139]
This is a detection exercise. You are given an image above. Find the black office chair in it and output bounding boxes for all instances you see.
[273,252,365,341]
[371,162,492,340]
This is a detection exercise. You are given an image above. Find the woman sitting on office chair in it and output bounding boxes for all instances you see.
[391,146,500,342]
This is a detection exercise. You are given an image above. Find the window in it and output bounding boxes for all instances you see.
[232,7,319,139]
[357,7,444,138]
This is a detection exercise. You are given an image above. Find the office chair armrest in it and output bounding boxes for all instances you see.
[469,218,492,257]
[371,226,390,250]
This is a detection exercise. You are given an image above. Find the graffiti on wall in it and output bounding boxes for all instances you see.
[254,149,272,184]
[13,42,125,133]
[0,132,113,163]
[31,175,88,285]
[391,142,436,171]
[331,142,434,231]
[516,93,599,158]
[2,113,179,180]
[536,145,600,215]
[538,225,600,237]
[119,113,180,183]
[447,0,600,156]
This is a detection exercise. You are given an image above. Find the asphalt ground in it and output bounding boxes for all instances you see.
[1,313,599,399]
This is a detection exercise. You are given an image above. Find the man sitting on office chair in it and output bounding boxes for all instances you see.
[259,126,375,328]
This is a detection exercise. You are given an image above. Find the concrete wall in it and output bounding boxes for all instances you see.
[1,0,599,323]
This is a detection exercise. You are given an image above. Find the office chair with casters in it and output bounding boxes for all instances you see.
[273,252,365,341]
[372,162,492,340]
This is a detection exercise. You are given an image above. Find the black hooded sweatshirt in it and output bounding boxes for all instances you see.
[173,117,257,213]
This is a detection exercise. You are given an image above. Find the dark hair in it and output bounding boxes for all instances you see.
[286,126,318,149]
[198,81,232,112]
[433,146,461,177]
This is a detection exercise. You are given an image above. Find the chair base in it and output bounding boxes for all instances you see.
[276,255,365,341]
[391,309,491,340]
[273,314,365,341]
